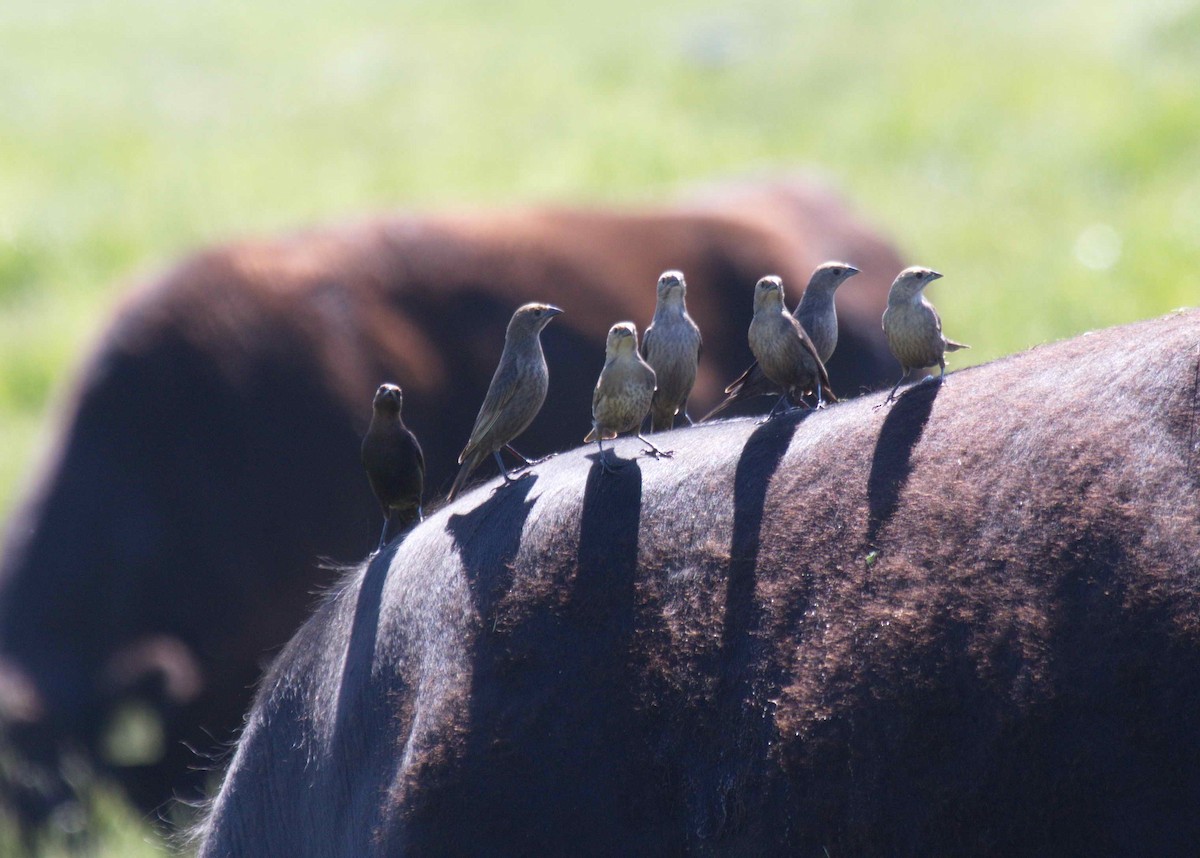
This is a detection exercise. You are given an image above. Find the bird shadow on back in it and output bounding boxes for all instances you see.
[328,541,402,787]
[866,378,941,547]
[445,476,539,621]
[687,412,804,839]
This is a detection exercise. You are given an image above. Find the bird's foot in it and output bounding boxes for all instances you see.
[642,447,674,459]
[500,471,535,488]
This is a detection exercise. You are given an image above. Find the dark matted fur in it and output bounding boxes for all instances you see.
[198,309,1200,856]
[0,176,905,819]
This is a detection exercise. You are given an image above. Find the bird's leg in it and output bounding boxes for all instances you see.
[597,435,621,474]
[637,433,674,459]
[493,450,518,484]
[759,394,790,423]
[682,407,695,427]
[938,359,947,381]
[815,383,827,409]
[879,369,910,407]
[376,512,394,552]
[416,505,425,523]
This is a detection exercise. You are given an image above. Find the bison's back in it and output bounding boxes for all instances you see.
[200,309,1200,856]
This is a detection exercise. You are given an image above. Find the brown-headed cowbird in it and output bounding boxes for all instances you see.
[747,275,835,420]
[586,322,671,473]
[361,383,425,551]
[881,266,969,404]
[703,262,857,420]
[641,270,702,432]
[448,303,563,501]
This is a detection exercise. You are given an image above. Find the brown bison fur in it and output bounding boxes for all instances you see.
[198,309,1200,857]
[0,176,905,821]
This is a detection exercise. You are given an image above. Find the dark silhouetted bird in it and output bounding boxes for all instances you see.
[361,383,424,551]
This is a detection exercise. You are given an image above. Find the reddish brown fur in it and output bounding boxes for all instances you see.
[0,177,905,820]
[200,310,1200,856]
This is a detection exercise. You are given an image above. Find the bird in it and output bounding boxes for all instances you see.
[880,266,969,404]
[640,270,702,432]
[447,302,563,501]
[747,275,836,420]
[702,262,857,420]
[361,383,425,551]
[586,322,671,473]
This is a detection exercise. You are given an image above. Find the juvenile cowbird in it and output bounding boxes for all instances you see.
[586,322,671,473]
[448,303,563,500]
[361,383,425,551]
[703,262,857,420]
[747,275,835,420]
[641,270,702,432]
[881,266,969,404]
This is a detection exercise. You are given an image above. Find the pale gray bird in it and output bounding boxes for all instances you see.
[586,322,671,473]
[641,270,702,432]
[702,262,857,420]
[881,266,969,404]
[448,302,563,500]
[747,275,835,420]
[361,383,425,551]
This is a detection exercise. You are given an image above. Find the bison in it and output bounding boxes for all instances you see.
[0,176,906,822]
[198,309,1200,856]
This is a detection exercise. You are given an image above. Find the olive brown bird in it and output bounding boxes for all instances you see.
[448,303,563,500]
[640,270,703,432]
[880,266,969,404]
[586,322,670,473]
[747,275,835,420]
[704,261,857,420]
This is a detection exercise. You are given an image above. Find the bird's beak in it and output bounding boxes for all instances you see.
[927,271,943,282]
[545,306,564,317]
[845,266,860,277]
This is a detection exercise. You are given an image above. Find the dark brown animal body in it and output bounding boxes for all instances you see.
[199,310,1200,857]
[0,176,905,820]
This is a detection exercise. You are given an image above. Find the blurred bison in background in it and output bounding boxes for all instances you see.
[0,175,905,825]
[198,309,1200,857]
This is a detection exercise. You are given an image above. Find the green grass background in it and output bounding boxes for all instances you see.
[2,0,1198,851]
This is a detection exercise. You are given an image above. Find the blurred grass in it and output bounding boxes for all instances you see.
[1,0,1198,851]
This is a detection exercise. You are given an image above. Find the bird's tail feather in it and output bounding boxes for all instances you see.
[700,395,737,422]
[447,450,485,501]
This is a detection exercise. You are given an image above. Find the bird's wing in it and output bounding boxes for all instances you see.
[639,323,657,362]
[458,361,520,462]
[791,315,831,388]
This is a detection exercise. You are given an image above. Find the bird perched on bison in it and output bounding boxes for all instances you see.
[586,322,668,473]
[640,271,702,432]
[747,275,835,418]
[448,303,562,501]
[705,261,856,420]
[881,266,969,403]
[360,383,424,551]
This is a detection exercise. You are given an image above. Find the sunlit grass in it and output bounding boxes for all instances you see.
[2,0,1198,851]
